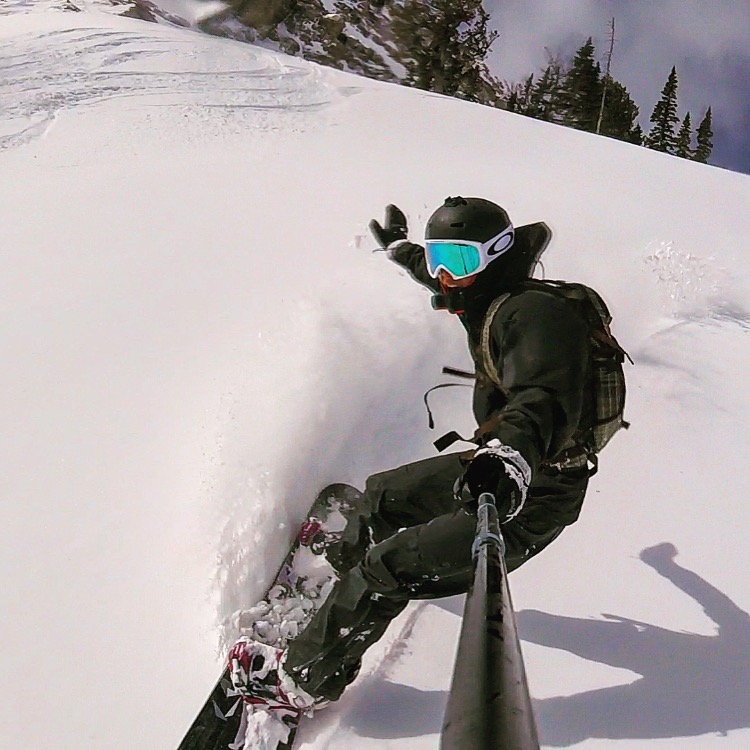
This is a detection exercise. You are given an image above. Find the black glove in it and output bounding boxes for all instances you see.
[369,204,408,250]
[461,451,525,522]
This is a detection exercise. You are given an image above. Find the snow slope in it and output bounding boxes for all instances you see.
[2,6,750,749]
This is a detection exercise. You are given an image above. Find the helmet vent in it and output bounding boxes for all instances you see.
[450,222,465,227]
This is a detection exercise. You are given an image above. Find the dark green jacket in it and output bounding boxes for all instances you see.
[389,225,593,482]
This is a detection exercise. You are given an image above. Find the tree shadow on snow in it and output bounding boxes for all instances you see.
[518,542,750,745]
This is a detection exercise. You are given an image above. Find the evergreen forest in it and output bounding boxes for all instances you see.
[388,3,714,163]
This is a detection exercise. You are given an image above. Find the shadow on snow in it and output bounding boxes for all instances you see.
[342,545,750,744]
[342,680,447,739]
[519,542,750,745]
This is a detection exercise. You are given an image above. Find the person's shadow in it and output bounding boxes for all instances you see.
[518,542,750,745]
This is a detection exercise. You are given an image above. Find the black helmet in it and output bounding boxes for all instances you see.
[425,196,512,243]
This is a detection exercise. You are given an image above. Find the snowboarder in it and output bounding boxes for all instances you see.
[230,196,626,714]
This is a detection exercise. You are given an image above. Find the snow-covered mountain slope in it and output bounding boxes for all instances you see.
[2,6,750,750]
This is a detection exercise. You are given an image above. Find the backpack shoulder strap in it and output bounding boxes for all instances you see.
[478,281,564,389]
[479,292,511,391]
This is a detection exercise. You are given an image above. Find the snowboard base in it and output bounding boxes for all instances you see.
[177,483,362,750]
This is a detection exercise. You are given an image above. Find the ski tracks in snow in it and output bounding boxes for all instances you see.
[0,15,342,151]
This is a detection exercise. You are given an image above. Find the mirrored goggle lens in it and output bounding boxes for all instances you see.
[425,241,481,279]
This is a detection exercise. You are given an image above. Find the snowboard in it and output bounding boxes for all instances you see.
[177,483,363,750]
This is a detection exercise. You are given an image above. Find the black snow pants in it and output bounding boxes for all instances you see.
[284,451,589,701]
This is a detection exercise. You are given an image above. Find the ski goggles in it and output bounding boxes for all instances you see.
[424,225,515,280]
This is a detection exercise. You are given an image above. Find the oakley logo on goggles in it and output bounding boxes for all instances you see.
[424,225,515,280]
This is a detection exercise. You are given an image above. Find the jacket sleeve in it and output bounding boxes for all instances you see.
[478,290,590,477]
[387,241,441,293]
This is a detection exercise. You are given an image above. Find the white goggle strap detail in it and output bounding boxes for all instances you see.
[478,225,515,263]
[473,438,531,521]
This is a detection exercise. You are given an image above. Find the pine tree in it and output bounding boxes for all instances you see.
[598,77,639,142]
[694,107,714,163]
[559,38,603,131]
[528,59,563,121]
[509,74,535,115]
[452,1,503,104]
[675,112,693,158]
[392,0,501,105]
[506,88,520,113]
[629,123,644,146]
[644,66,680,153]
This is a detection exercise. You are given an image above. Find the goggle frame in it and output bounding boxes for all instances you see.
[424,225,515,280]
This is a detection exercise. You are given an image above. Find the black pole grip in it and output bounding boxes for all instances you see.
[440,493,540,750]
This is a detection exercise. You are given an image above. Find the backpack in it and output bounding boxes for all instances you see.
[477,279,631,473]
